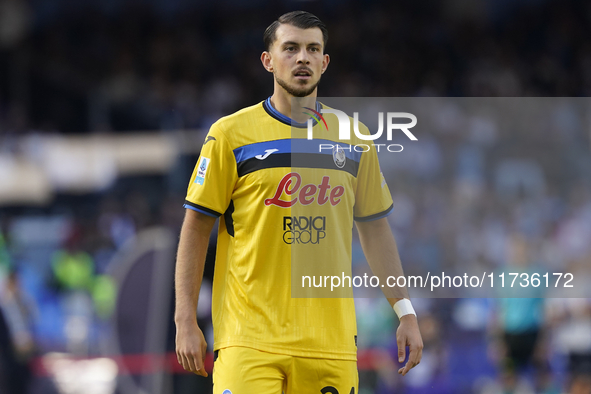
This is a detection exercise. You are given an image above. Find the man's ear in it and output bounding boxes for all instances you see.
[261,51,273,73]
[321,53,330,74]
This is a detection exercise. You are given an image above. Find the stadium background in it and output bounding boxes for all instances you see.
[1,0,591,393]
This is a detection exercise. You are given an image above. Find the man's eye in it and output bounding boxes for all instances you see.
[310,47,319,52]
[286,47,295,51]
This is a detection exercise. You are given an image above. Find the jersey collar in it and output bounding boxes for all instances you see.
[263,97,321,129]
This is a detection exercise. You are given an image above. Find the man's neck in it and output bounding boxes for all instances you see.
[270,88,317,124]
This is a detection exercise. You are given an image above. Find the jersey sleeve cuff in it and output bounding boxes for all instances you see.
[184,200,222,218]
[354,203,394,222]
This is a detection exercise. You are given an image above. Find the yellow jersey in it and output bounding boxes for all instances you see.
[185,98,393,360]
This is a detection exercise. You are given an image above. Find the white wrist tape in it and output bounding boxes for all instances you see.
[393,299,416,319]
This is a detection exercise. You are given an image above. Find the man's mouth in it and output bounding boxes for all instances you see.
[294,69,312,80]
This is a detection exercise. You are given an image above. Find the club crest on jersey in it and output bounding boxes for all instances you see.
[333,145,346,168]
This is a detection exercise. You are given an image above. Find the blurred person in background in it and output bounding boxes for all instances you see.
[492,234,554,394]
[0,306,13,393]
[0,269,37,394]
[50,233,96,354]
[0,232,9,276]
[546,285,591,393]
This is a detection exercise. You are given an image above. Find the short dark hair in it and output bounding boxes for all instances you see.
[263,11,328,52]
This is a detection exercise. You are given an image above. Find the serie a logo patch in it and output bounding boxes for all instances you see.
[194,157,210,185]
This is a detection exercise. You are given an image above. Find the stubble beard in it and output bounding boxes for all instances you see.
[275,73,321,98]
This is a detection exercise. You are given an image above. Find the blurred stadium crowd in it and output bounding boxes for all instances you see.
[1,0,591,135]
[1,0,591,393]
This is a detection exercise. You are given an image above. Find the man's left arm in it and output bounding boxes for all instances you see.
[356,217,423,376]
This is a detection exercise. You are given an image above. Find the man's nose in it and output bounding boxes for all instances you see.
[296,49,310,64]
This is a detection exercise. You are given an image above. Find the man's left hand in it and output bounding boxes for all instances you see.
[396,314,423,376]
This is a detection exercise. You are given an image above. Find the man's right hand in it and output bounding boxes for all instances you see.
[175,320,209,377]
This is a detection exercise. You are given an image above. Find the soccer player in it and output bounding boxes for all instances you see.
[175,11,423,393]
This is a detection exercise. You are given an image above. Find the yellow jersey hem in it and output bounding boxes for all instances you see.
[213,340,357,361]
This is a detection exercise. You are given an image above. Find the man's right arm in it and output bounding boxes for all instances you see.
[174,208,216,377]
